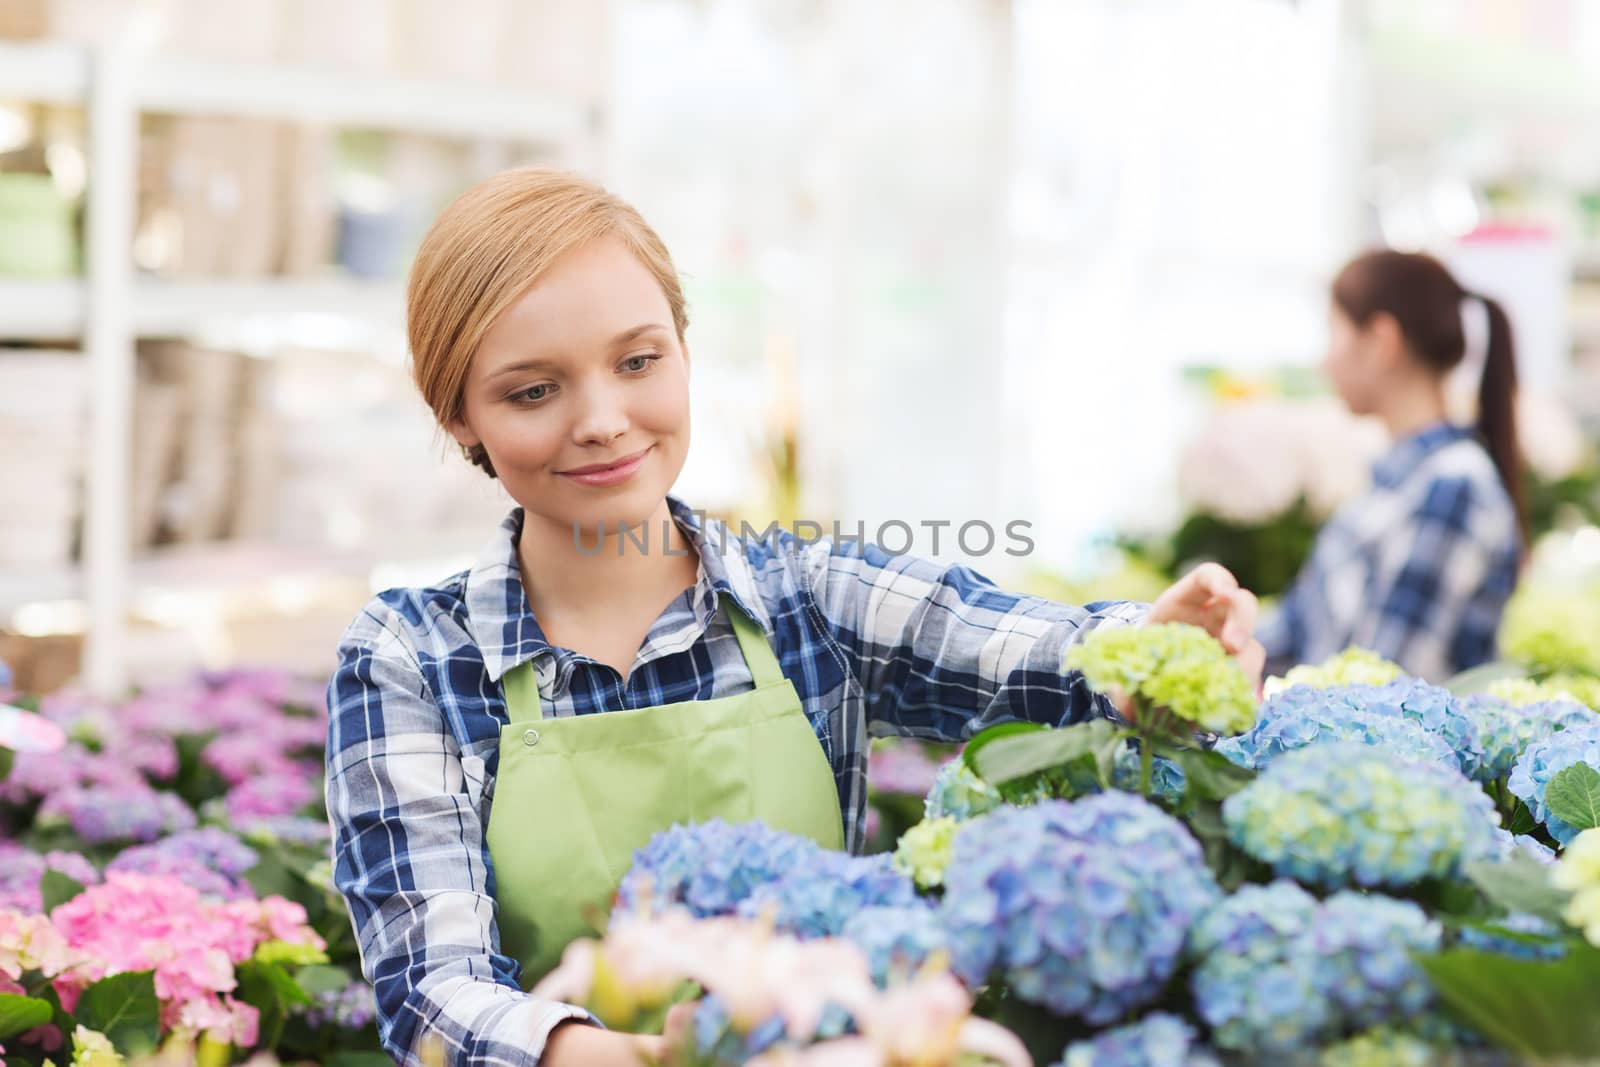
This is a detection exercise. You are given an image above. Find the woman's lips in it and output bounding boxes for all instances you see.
[558,446,652,487]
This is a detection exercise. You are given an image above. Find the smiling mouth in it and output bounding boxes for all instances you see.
[558,446,653,477]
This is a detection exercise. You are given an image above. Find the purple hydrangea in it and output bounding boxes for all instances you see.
[223,762,321,820]
[2,742,146,804]
[1459,694,1593,783]
[36,784,197,844]
[840,905,949,986]
[235,815,331,848]
[301,979,378,1030]
[0,843,102,913]
[938,794,1220,1024]
[736,850,920,939]
[1055,1013,1222,1067]
[1215,685,1465,774]
[1507,722,1600,846]
[108,827,259,900]
[1189,881,1440,1054]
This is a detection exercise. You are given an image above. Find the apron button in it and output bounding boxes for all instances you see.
[522,728,541,747]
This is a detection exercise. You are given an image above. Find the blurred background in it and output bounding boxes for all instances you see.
[1,0,1598,693]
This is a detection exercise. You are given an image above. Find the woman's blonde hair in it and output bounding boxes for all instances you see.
[407,167,689,476]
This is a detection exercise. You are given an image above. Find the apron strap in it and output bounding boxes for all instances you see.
[499,596,786,726]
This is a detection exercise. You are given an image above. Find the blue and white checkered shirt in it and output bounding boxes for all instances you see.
[1258,422,1520,683]
[325,497,1143,1067]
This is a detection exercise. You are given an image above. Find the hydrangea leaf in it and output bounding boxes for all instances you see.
[294,964,355,997]
[961,721,1050,776]
[0,993,53,1041]
[969,719,1126,789]
[1546,763,1600,832]
[1444,661,1527,697]
[40,868,86,912]
[1419,942,1600,1059]
[1153,740,1256,801]
[1464,856,1573,928]
[74,971,160,1057]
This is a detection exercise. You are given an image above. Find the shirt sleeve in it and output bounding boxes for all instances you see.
[799,536,1147,741]
[1353,476,1504,682]
[325,638,597,1067]
[1257,580,1308,677]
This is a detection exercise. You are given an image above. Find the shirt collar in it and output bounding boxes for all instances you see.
[463,495,774,683]
[1371,421,1471,490]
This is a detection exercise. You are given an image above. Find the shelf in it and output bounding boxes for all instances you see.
[0,40,589,144]
[0,277,406,339]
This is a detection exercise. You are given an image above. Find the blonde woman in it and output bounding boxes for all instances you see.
[324,168,1265,1067]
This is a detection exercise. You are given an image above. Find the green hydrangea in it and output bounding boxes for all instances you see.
[893,816,959,889]
[1318,1028,1436,1067]
[1489,676,1600,714]
[1281,648,1404,691]
[1499,582,1600,677]
[1064,623,1256,736]
[254,938,330,966]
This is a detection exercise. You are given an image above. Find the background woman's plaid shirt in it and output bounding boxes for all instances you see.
[1258,422,1520,683]
[325,497,1143,1067]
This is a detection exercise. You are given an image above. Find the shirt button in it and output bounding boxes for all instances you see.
[522,729,541,747]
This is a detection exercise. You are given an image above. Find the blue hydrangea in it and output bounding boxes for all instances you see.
[1111,745,1187,804]
[1317,1027,1438,1067]
[1223,743,1500,889]
[1189,881,1440,1054]
[924,757,1003,821]
[1508,722,1600,846]
[108,827,259,900]
[736,850,920,939]
[1459,694,1593,782]
[616,819,917,940]
[1215,682,1475,775]
[938,794,1219,1025]
[1457,914,1567,961]
[691,993,852,1064]
[616,819,824,918]
[841,905,949,986]
[1054,1013,1221,1067]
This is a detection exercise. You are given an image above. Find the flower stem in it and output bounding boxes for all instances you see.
[1140,735,1154,797]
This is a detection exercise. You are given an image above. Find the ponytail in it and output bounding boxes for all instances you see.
[1472,293,1529,543]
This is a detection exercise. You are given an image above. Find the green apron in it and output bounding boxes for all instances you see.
[485,599,846,984]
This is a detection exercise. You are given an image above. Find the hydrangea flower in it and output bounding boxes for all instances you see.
[1458,693,1591,782]
[1551,826,1600,947]
[1054,1013,1222,1067]
[108,828,259,901]
[1507,722,1600,846]
[1063,623,1256,735]
[893,817,959,890]
[868,740,947,797]
[1219,680,1482,779]
[301,979,377,1030]
[1188,881,1440,1054]
[923,758,1002,821]
[1280,648,1404,691]
[1317,1027,1437,1067]
[1498,582,1600,677]
[235,815,332,848]
[939,794,1219,1024]
[1214,699,1458,773]
[1222,743,1500,889]
[736,851,919,939]
[1544,673,1600,713]
[0,844,102,914]
[840,906,948,987]
[1456,914,1566,961]
[36,785,197,844]
[1110,745,1187,803]
[617,820,912,940]
[223,761,321,821]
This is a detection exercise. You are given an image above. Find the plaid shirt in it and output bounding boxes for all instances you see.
[1258,422,1520,683]
[325,497,1143,1067]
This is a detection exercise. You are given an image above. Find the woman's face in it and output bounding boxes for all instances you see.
[449,235,690,535]
[1322,303,1385,416]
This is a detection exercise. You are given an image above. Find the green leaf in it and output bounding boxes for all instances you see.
[244,849,301,902]
[1152,741,1256,801]
[0,993,53,1041]
[962,721,1050,775]
[1464,856,1573,927]
[1507,799,1538,837]
[1444,661,1527,696]
[1546,763,1600,832]
[74,971,161,1056]
[970,720,1127,788]
[293,964,353,997]
[0,746,14,780]
[39,869,86,913]
[1420,943,1600,1058]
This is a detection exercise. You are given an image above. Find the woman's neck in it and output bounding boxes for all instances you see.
[1377,376,1449,443]
[515,498,701,628]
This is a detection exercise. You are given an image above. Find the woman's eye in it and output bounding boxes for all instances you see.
[515,384,554,403]
[621,354,661,373]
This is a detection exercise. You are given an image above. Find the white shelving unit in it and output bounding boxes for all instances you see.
[0,38,598,693]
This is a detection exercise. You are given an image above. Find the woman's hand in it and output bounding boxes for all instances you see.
[541,1021,666,1066]
[1147,562,1266,693]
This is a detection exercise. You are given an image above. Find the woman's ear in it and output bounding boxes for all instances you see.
[446,414,482,450]
[1366,312,1408,372]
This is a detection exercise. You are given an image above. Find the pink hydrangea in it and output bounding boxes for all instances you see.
[0,908,80,984]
